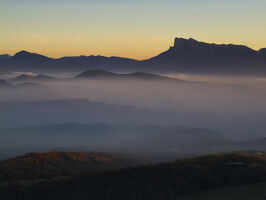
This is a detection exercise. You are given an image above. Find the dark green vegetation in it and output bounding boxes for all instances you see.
[177,181,266,200]
[1,152,266,200]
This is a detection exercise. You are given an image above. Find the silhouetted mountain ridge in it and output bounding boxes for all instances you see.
[11,73,57,82]
[0,54,11,60]
[11,51,53,62]
[76,69,167,80]
[1,38,266,74]
[143,38,266,74]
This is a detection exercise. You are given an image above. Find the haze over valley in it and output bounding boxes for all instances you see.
[1,0,266,199]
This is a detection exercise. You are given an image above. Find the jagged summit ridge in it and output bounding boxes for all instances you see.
[172,37,255,53]
[0,37,266,74]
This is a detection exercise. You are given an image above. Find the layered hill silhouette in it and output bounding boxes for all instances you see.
[0,50,139,72]
[0,79,44,89]
[76,69,168,80]
[0,38,266,75]
[0,122,236,154]
[10,74,57,83]
[8,69,183,82]
[0,99,180,127]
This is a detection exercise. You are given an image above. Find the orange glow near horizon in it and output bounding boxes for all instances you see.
[1,1,266,59]
[1,36,266,60]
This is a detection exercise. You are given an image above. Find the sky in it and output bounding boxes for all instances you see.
[0,0,266,60]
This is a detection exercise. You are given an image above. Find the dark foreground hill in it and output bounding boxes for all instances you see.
[0,152,140,183]
[1,152,266,200]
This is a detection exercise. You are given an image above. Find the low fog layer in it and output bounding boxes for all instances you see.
[2,75,266,113]
[1,72,266,159]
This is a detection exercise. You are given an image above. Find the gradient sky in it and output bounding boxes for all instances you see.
[0,0,266,60]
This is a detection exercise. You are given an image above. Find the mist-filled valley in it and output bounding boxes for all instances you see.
[1,43,266,200]
[1,70,266,162]
[2,0,266,198]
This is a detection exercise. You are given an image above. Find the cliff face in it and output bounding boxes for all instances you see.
[161,37,256,60]
[1,38,266,74]
[143,37,266,74]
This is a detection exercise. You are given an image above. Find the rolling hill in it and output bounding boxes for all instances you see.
[1,152,266,200]
[0,79,44,89]
[0,123,236,154]
[0,151,140,183]
[0,99,168,127]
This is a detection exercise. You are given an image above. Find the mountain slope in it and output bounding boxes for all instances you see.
[10,74,57,83]
[0,99,180,127]
[148,38,256,62]
[0,51,139,73]
[1,152,266,200]
[0,123,235,154]
[59,55,139,69]
[118,128,234,152]
[144,38,266,74]
[76,69,168,80]
[11,51,53,62]
[76,69,117,78]
[1,38,266,74]
[0,51,95,72]
[0,152,140,183]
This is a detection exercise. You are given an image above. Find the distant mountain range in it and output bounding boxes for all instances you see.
[0,78,44,89]
[0,50,139,73]
[1,122,234,153]
[5,69,180,83]
[0,37,265,75]
[0,99,178,127]
[11,74,57,83]
[76,69,169,80]
[0,54,11,60]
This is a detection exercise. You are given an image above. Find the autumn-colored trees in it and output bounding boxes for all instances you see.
[1,152,266,200]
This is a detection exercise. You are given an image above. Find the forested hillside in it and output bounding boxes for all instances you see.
[1,152,266,200]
